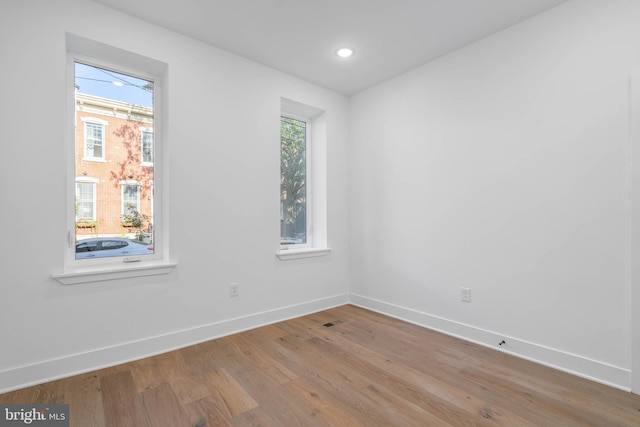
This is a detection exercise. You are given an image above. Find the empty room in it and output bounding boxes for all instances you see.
[2,0,640,425]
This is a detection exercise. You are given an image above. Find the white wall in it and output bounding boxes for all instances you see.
[0,0,350,392]
[349,0,640,391]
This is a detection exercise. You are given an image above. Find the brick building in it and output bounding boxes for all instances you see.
[74,92,154,241]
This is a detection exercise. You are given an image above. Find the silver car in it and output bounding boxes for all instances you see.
[76,238,153,259]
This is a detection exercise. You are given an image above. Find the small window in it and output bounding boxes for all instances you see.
[75,180,96,221]
[122,183,141,217]
[82,119,107,161]
[85,122,103,158]
[141,127,153,166]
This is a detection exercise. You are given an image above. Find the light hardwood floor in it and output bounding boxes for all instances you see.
[2,304,640,426]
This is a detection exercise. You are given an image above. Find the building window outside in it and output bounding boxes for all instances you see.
[122,183,140,217]
[83,120,105,160]
[281,114,310,247]
[75,180,96,221]
[141,128,153,166]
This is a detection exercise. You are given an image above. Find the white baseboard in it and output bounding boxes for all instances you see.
[349,293,631,392]
[0,293,349,394]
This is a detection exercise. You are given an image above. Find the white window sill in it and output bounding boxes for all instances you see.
[52,262,177,285]
[82,157,106,163]
[276,247,331,261]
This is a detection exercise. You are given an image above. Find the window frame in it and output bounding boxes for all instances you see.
[55,37,174,284]
[70,55,161,269]
[277,98,329,260]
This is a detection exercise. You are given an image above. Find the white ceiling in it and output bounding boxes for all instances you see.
[93,0,569,96]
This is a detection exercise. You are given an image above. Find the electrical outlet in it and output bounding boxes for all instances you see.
[461,287,471,302]
[230,283,239,297]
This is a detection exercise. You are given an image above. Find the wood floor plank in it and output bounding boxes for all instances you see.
[141,382,190,427]
[224,333,298,384]
[231,406,290,427]
[185,396,232,426]
[180,340,219,376]
[2,304,640,426]
[281,377,366,427]
[0,380,65,405]
[100,370,151,427]
[203,368,259,417]
[129,357,164,393]
[63,373,107,427]
[132,348,211,406]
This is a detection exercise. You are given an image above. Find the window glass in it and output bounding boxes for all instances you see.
[280,115,308,246]
[74,61,154,259]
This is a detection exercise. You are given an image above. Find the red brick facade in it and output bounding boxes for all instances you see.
[75,93,154,240]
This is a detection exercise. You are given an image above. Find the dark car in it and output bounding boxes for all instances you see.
[76,238,153,259]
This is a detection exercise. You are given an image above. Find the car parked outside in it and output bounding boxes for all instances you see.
[76,238,153,259]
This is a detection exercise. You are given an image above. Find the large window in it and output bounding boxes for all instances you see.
[281,114,310,247]
[55,34,172,284]
[71,57,157,262]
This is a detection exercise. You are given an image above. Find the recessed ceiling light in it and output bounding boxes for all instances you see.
[336,47,354,58]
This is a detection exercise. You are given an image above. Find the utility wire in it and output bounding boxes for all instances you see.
[75,71,152,93]
[98,68,152,92]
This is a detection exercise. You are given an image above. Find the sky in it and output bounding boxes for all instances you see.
[75,62,153,108]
